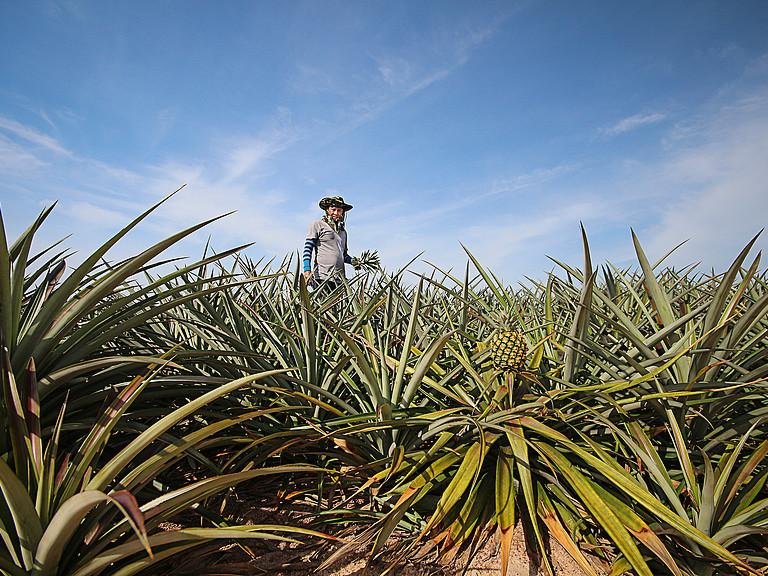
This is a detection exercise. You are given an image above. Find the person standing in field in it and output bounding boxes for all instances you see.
[303,196,359,287]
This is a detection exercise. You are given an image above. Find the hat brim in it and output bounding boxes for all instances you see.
[319,200,353,211]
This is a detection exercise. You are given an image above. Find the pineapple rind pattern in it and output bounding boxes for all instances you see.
[489,330,527,372]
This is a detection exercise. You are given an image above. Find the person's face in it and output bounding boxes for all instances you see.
[326,206,344,221]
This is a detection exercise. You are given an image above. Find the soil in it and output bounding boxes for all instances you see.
[165,522,604,576]
[159,486,605,576]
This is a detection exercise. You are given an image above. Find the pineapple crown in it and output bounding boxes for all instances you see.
[490,307,516,331]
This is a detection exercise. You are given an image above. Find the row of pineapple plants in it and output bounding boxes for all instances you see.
[2,197,766,575]
[147,223,767,574]
[0,196,330,576]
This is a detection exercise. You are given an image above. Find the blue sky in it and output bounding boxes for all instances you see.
[2,1,768,282]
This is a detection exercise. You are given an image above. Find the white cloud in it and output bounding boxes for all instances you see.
[347,195,610,285]
[220,132,294,184]
[0,115,72,156]
[601,112,667,137]
[61,200,131,227]
[453,23,500,60]
[0,134,46,174]
[346,164,602,281]
[0,112,308,268]
[395,163,579,226]
[644,97,768,268]
[352,83,768,280]
[456,200,609,276]
[38,109,57,131]
[487,164,579,198]
[294,18,505,141]
[377,57,413,87]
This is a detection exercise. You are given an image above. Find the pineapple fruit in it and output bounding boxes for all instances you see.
[488,330,528,372]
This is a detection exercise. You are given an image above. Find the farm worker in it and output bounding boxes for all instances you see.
[303,195,360,286]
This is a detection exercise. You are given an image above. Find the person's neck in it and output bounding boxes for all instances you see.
[323,214,344,231]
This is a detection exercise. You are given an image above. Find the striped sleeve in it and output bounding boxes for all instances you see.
[303,238,317,272]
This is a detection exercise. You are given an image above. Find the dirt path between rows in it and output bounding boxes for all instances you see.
[169,524,603,576]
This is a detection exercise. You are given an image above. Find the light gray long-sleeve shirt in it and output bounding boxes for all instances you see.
[304,219,349,281]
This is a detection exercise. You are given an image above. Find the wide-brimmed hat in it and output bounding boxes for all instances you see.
[319,196,353,211]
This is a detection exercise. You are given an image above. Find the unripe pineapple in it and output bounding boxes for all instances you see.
[486,309,527,373]
[488,330,528,372]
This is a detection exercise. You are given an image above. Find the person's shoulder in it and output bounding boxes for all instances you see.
[307,219,329,236]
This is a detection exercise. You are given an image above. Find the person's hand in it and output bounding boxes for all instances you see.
[303,270,312,282]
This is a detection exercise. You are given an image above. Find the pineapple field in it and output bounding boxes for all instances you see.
[1,196,767,576]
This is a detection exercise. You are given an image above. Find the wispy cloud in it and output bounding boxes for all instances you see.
[372,18,499,95]
[354,82,768,278]
[487,164,579,198]
[366,21,502,114]
[219,129,298,184]
[0,112,305,265]
[345,162,599,280]
[292,16,507,141]
[0,134,47,174]
[460,199,608,266]
[61,200,132,227]
[644,93,768,267]
[0,115,72,156]
[350,192,610,283]
[404,163,579,225]
[601,112,667,137]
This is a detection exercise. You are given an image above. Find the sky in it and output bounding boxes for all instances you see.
[1,0,768,284]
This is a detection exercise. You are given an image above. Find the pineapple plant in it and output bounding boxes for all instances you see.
[352,249,381,272]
